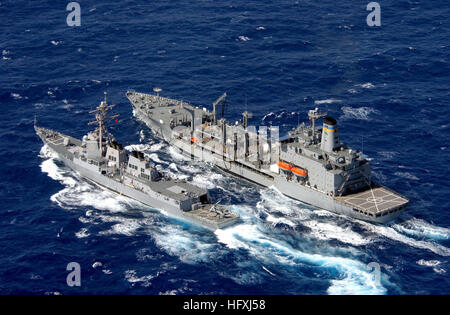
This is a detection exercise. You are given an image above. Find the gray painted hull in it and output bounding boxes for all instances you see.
[41,140,235,231]
[133,108,403,224]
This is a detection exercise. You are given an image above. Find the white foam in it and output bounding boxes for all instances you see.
[2,50,11,60]
[262,112,274,121]
[139,130,145,142]
[314,99,342,105]
[191,172,223,189]
[357,82,375,89]
[168,146,190,161]
[11,93,22,99]
[393,218,450,241]
[394,172,419,181]
[258,188,370,247]
[238,35,250,41]
[378,151,398,160]
[75,228,90,238]
[265,214,297,228]
[261,265,275,276]
[152,224,217,264]
[92,262,102,268]
[359,221,450,256]
[302,221,371,246]
[98,216,142,236]
[416,259,440,267]
[40,146,136,213]
[124,270,154,287]
[124,143,152,153]
[258,186,309,218]
[340,106,378,121]
[168,163,179,171]
[216,224,386,294]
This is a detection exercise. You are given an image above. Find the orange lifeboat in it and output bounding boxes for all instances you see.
[277,161,292,171]
[190,137,199,144]
[291,167,307,176]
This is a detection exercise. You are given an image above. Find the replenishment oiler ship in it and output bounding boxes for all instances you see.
[127,88,409,224]
[35,94,239,231]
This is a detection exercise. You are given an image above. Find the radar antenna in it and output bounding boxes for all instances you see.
[153,87,162,107]
[308,107,327,138]
[153,87,162,96]
[242,111,253,129]
[88,92,119,155]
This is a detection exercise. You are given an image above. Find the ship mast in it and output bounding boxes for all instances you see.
[308,108,327,139]
[88,92,119,156]
[212,93,227,125]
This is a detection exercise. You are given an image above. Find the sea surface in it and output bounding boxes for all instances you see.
[1,0,449,294]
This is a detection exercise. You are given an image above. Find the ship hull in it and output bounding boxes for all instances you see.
[37,132,236,231]
[132,107,403,224]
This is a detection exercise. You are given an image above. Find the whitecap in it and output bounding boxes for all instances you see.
[394,218,450,241]
[152,224,216,264]
[92,262,102,268]
[359,221,450,256]
[98,216,142,236]
[11,93,22,99]
[433,267,446,274]
[302,221,372,246]
[416,259,440,267]
[168,146,190,161]
[265,214,297,228]
[314,99,342,105]
[340,106,378,121]
[75,228,90,238]
[124,270,154,287]
[394,172,419,181]
[357,83,375,89]
[216,224,387,294]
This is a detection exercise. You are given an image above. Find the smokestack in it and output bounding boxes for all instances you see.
[320,117,339,152]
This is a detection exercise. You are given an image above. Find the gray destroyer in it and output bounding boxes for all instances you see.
[127,89,409,224]
[35,95,239,231]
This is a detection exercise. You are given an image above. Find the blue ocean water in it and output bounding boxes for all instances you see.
[1,0,449,294]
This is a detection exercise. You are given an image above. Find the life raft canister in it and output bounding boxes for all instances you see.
[277,161,292,171]
[291,167,307,177]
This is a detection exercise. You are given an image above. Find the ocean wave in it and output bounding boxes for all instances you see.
[340,106,378,121]
[124,270,155,287]
[216,224,387,295]
[416,259,440,267]
[394,172,419,181]
[314,99,342,105]
[359,221,450,257]
[393,218,450,241]
[357,83,375,89]
[238,35,250,42]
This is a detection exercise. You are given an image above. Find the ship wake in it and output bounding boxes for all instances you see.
[38,142,450,294]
